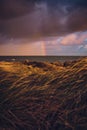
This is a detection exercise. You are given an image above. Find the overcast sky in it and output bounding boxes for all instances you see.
[0,0,87,55]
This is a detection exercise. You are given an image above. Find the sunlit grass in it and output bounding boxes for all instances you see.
[0,58,87,130]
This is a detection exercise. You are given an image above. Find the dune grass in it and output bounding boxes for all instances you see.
[0,58,87,130]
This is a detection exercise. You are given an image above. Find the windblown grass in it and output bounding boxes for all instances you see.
[0,58,87,130]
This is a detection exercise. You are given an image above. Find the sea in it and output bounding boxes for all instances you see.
[0,56,86,63]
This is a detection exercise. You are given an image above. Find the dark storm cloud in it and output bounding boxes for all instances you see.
[0,0,87,20]
[0,0,87,40]
[0,0,36,19]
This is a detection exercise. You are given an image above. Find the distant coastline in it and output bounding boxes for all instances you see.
[0,56,86,62]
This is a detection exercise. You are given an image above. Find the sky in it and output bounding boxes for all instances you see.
[0,0,87,56]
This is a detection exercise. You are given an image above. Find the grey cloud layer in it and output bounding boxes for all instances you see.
[0,0,87,40]
[0,0,87,20]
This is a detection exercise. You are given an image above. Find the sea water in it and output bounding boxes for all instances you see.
[0,56,86,62]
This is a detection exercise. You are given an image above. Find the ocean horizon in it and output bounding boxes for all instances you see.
[0,56,86,62]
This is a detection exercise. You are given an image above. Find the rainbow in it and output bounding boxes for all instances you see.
[41,41,46,55]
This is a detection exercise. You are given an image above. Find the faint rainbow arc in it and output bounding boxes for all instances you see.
[41,41,46,55]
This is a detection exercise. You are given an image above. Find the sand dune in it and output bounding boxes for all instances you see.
[0,58,87,130]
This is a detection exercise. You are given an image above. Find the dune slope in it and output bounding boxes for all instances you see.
[0,58,87,130]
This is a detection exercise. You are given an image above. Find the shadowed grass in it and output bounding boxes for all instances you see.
[0,58,87,130]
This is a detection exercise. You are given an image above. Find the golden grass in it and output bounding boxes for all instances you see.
[0,57,87,130]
